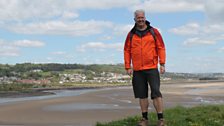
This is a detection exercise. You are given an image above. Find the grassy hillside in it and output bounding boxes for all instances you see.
[96,105,224,126]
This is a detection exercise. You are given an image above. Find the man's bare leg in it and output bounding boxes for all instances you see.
[137,98,149,126]
[153,97,163,113]
[139,98,149,113]
[153,97,165,126]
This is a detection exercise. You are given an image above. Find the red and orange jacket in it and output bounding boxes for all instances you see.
[124,22,166,71]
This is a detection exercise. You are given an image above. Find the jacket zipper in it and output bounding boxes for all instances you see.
[141,37,143,68]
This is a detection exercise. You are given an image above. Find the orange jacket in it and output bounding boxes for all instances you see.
[124,25,166,71]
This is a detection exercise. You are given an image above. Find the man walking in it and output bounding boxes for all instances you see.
[124,9,166,126]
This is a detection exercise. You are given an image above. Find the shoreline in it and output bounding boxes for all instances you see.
[0,90,55,98]
[0,85,129,98]
[0,80,224,98]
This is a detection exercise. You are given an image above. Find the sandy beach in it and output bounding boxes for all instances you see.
[0,82,224,126]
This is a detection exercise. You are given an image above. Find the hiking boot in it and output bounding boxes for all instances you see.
[157,119,165,126]
[137,118,148,126]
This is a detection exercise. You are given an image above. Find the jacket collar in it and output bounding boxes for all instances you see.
[130,20,152,33]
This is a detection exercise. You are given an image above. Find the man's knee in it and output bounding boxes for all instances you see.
[151,90,162,99]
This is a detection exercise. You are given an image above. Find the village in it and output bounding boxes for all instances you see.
[0,70,132,85]
[0,70,174,85]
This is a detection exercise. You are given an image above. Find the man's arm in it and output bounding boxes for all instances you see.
[124,32,132,70]
[154,28,166,74]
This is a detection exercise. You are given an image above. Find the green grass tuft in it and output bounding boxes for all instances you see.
[96,105,224,126]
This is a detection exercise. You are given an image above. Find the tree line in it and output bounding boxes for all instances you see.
[0,63,126,77]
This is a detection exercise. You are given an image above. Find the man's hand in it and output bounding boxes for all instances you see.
[126,69,133,76]
[160,65,165,74]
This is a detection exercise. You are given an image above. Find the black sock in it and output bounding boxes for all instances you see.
[157,113,164,120]
[142,112,148,120]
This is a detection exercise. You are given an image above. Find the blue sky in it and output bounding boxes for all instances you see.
[0,0,224,73]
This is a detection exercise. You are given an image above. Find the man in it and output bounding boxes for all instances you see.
[124,9,166,126]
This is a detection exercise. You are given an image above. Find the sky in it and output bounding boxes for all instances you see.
[0,0,224,73]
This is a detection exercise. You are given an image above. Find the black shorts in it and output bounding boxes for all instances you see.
[132,68,162,99]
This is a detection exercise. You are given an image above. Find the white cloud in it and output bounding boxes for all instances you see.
[203,24,224,34]
[0,0,139,21]
[183,37,216,46]
[61,11,79,19]
[217,34,224,41]
[131,0,204,13]
[4,20,113,36]
[0,0,63,21]
[0,39,45,57]
[218,47,224,52]
[14,40,45,47]
[170,23,224,36]
[3,20,134,37]
[113,24,133,36]
[51,51,66,55]
[170,22,224,46]
[204,0,224,23]
[76,42,123,52]
[0,0,222,22]
[164,0,224,46]
[99,35,113,41]
[0,40,20,56]
[65,0,139,10]
[169,23,200,36]
[131,0,224,24]
[2,0,212,23]
[0,45,20,57]
[1,0,223,38]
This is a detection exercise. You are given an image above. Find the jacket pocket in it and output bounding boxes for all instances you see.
[143,50,154,66]
[131,50,141,69]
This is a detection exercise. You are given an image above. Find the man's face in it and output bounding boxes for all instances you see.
[134,12,146,27]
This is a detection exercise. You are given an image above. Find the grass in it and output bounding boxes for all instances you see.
[96,105,224,126]
[0,83,34,92]
[0,82,131,92]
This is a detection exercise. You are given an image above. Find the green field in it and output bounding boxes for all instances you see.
[96,105,224,126]
[0,83,34,92]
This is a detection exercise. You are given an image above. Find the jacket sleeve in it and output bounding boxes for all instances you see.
[124,32,132,69]
[154,28,166,65]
